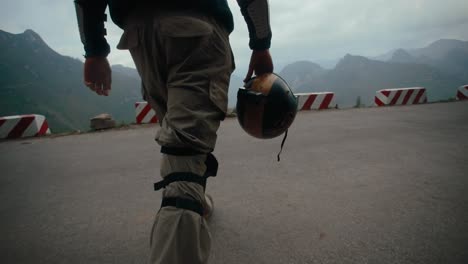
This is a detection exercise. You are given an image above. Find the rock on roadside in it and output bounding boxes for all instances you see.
[90,113,116,130]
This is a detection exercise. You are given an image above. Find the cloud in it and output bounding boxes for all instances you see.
[1,0,467,75]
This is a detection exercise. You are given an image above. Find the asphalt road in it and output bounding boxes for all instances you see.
[1,101,468,264]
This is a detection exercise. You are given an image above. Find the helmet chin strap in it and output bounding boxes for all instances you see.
[277,129,288,162]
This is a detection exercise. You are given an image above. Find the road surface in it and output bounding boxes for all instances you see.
[1,101,468,264]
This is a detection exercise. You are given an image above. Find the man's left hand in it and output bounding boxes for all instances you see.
[243,49,274,83]
[84,57,112,96]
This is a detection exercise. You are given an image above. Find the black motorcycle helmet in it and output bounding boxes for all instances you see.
[236,73,298,139]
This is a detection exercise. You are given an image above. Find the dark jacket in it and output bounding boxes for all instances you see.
[75,0,272,57]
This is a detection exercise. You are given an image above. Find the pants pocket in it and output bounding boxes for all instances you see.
[209,74,230,116]
[116,26,139,50]
[160,16,215,69]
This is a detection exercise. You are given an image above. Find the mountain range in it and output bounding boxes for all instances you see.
[0,29,142,133]
[1,29,467,133]
[280,39,468,107]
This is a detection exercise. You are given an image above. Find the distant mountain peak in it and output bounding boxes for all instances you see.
[0,29,59,59]
[393,48,411,56]
[280,60,325,76]
[390,49,413,63]
[427,39,466,48]
[342,53,368,60]
[281,60,324,72]
[279,60,326,90]
[0,29,143,133]
[0,29,44,43]
[20,29,48,47]
[23,29,42,39]
[337,54,371,67]
[410,38,468,60]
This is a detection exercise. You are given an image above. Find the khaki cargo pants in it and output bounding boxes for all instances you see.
[117,8,234,264]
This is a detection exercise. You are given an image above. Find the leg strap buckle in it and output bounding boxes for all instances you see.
[154,172,207,191]
[154,152,219,191]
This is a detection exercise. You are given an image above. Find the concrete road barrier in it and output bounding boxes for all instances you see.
[375,87,427,106]
[0,114,51,139]
[135,102,157,124]
[296,92,335,110]
[456,85,468,100]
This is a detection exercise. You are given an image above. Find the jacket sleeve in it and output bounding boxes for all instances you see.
[236,0,272,50]
[74,0,110,57]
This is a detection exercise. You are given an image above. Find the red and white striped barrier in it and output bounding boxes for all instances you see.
[0,114,51,139]
[135,102,158,124]
[375,87,427,106]
[456,85,468,100]
[296,92,335,110]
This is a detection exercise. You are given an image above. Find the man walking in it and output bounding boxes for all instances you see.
[74,0,273,263]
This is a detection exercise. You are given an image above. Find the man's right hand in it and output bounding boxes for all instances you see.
[244,49,274,83]
[84,57,112,96]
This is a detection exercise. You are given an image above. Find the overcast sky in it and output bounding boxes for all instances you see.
[1,0,467,75]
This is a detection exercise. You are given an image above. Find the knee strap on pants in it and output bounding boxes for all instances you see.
[154,148,218,216]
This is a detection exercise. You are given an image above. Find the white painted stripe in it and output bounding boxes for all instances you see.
[383,87,424,91]
[459,86,468,96]
[387,90,398,104]
[295,92,333,96]
[0,118,21,138]
[407,89,419,104]
[419,89,427,103]
[141,108,156,123]
[311,93,325,109]
[2,115,23,120]
[375,91,388,105]
[328,94,336,108]
[136,102,146,109]
[413,88,425,103]
[296,95,309,110]
[295,95,301,109]
[135,102,147,116]
[22,117,40,137]
[35,115,51,135]
[396,90,408,105]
